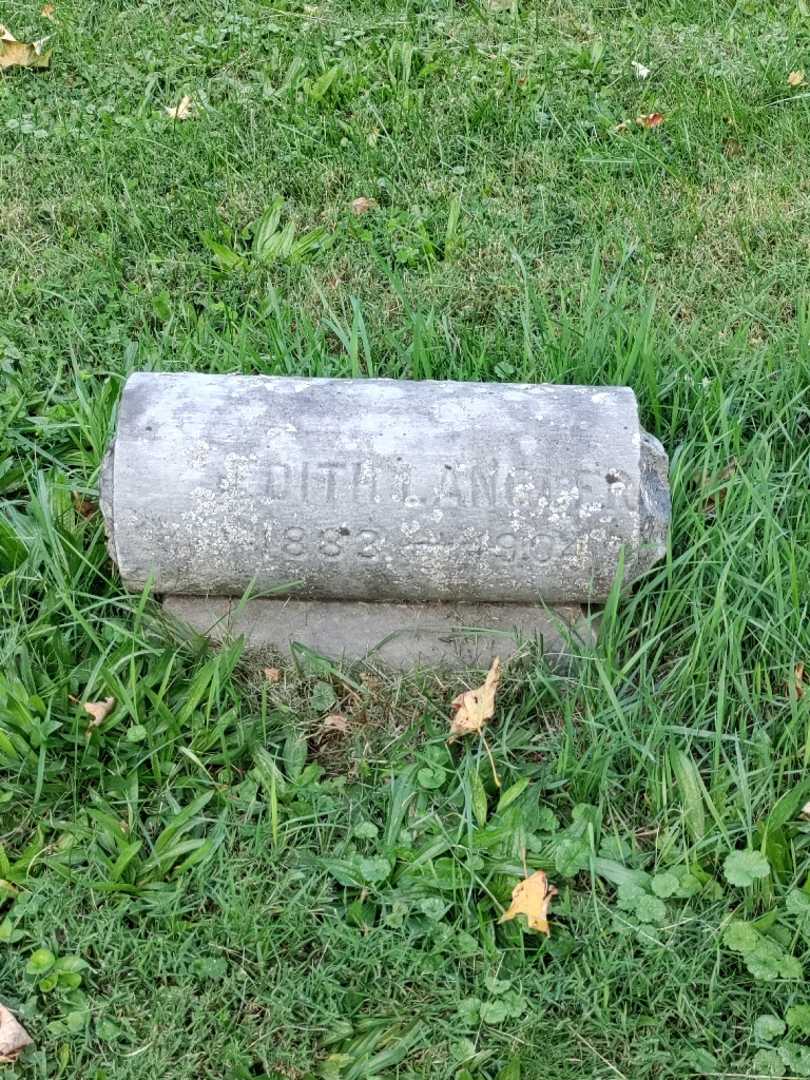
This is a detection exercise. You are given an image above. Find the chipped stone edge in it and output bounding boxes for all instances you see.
[636,430,671,576]
[99,439,121,573]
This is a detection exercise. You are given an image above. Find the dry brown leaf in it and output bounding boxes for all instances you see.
[322,713,349,734]
[351,196,377,215]
[0,25,51,70]
[788,70,806,87]
[263,666,282,684]
[0,1003,33,1064]
[165,95,195,120]
[700,459,737,515]
[41,4,55,18]
[83,697,115,729]
[795,662,806,700]
[499,869,557,935]
[72,492,97,519]
[635,112,665,128]
[448,657,501,742]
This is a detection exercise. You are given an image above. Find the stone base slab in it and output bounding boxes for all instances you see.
[163,596,596,670]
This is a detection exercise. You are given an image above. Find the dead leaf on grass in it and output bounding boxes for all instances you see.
[84,696,115,729]
[699,459,737,515]
[0,25,52,70]
[165,95,195,120]
[795,662,806,701]
[351,196,377,215]
[499,869,557,935]
[788,70,806,87]
[632,61,650,80]
[0,1003,33,1064]
[72,492,97,519]
[263,667,282,684]
[41,4,56,18]
[636,112,665,128]
[321,713,349,734]
[448,656,501,742]
[484,0,516,10]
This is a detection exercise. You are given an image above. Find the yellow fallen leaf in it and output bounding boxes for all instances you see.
[41,4,56,18]
[165,95,195,120]
[788,70,806,87]
[499,869,558,935]
[84,696,115,729]
[0,1003,32,1064]
[0,25,51,70]
[448,656,501,742]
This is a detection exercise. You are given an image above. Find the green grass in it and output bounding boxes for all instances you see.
[2,0,810,1076]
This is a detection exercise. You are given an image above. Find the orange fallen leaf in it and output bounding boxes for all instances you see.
[165,95,195,120]
[448,657,501,742]
[796,662,806,700]
[84,697,115,729]
[636,112,664,128]
[263,667,282,684]
[351,196,377,215]
[0,1003,33,1064]
[41,4,55,18]
[788,70,806,87]
[0,25,51,70]
[499,869,557,935]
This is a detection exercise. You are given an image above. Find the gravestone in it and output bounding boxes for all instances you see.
[101,373,670,668]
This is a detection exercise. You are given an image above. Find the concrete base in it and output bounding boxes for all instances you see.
[163,597,596,670]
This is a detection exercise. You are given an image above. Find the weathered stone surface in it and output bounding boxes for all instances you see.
[102,373,669,602]
[163,597,596,670]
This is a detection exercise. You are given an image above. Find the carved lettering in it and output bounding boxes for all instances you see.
[267,463,290,499]
[317,463,346,503]
[262,458,558,509]
[504,466,534,508]
[470,462,498,508]
[352,461,377,503]
[434,467,466,507]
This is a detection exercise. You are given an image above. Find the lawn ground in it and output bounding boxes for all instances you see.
[1,0,810,1077]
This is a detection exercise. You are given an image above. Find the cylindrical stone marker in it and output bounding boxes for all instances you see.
[101,373,669,603]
